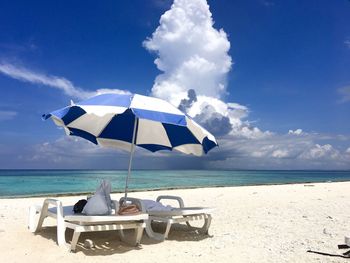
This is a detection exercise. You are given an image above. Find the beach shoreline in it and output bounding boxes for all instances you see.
[2,169,350,199]
[2,179,350,199]
[0,182,349,262]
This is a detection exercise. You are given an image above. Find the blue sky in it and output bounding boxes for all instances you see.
[0,0,349,169]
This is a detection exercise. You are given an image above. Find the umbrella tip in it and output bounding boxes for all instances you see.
[42,113,51,120]
[70,100,75,106]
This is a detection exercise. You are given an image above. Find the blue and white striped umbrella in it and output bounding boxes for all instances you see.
[43,93,218,198]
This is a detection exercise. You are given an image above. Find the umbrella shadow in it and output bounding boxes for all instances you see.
[34,226,143,255]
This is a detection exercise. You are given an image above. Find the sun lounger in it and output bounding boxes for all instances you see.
[345,235,350,247]
[120,195,213,241]
[28,198,148,252]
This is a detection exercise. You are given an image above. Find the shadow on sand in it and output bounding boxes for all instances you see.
[34,222,212,255]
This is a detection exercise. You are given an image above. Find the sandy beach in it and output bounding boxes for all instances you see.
[0,182,350,263]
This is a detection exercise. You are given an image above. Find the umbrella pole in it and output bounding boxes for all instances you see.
[123,117,138,203]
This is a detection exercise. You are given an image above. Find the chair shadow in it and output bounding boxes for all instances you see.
[141,222,213,245]
[35,226,142,256]
[34,222,212,255]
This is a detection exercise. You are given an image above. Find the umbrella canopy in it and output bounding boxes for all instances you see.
[43,93,218,199]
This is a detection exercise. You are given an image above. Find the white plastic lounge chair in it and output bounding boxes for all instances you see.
[345,235,350,247]
[28,198,148,252]
[120,195,213,241]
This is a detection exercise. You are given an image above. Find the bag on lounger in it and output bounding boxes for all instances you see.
[73,199,87,213]
[82,179,113,215]
[118,203,140,215]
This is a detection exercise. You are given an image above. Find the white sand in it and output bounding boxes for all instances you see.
[0,182,350,262]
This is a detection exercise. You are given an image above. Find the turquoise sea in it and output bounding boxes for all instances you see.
[0,170,350,198]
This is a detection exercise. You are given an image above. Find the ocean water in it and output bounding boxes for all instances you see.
[0,170,350,198]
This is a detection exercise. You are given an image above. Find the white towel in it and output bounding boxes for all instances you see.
[141,199,174,212]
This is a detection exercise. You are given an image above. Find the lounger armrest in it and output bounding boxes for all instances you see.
[43,198,63,209]
[42,199,64,218]
[119,197,146,212]
[111,199,119,214]
[156,195,185,208]
[29,198,65,234]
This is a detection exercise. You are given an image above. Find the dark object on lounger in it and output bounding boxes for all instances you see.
[73,199,87,213]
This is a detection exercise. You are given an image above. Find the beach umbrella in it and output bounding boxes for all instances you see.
[43,93,218,200]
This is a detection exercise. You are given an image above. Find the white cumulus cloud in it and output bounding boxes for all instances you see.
[288,129,304,135]
[299,144,340,160]
[271,149,290,158]
[144,0,232,105]
[144,0,270,139]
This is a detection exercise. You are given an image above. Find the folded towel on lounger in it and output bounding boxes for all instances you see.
[141,200,174,212]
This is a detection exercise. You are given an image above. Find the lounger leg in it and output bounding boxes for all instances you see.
[119,229,135,245]
[28,205,42,232]
[134,226,143,246]
[57,225,67,247]
[69,231,81,252]
[144,220,166,241]
[185,214,212,235]
[56,206,67,247]
[201,215,212,235]
[119,229,126,242]
[163,220,172,239]
[144,219,173,241]
[119,225,143,246]
[34,203,50,232]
